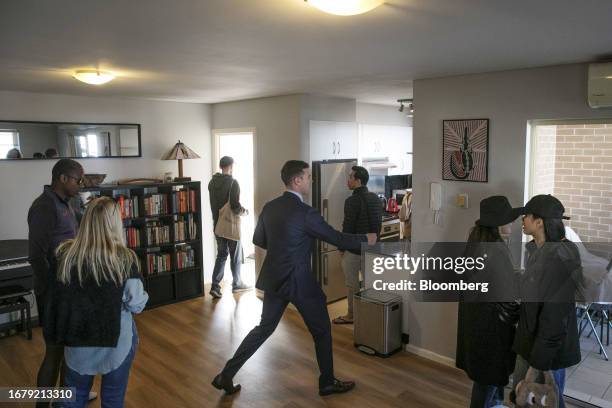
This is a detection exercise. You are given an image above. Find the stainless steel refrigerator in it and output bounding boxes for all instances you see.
[312,159,357,303]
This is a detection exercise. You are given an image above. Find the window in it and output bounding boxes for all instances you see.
[0,130,20,159]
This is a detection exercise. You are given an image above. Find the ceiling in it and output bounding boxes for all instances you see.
[1,0,611,105]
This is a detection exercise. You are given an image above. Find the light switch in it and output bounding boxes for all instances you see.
[456,193,469,208]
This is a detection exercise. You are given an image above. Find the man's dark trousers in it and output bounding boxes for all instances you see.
[221,290,334,388]
[211,236,243,290]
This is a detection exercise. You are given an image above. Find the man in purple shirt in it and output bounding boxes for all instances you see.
[28,158,85,406]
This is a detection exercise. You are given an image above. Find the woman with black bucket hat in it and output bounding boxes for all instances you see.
[510,194,582,408]
[456,196,521,407]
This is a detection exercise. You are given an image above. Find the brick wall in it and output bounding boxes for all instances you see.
[533,123,612,243]
[532,125,557,196]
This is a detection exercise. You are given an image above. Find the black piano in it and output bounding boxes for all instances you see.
[0,240,34,335]
[0,239,33,291]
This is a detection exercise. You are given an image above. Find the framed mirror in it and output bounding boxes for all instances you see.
[0,121,141,160]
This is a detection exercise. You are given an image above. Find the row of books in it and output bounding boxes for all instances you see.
[143,193,170,216]
[174,214,197,241]
[117,195,139,219]
[124,227,141,248]
[146,253,172,275]
[172,189,197,214]
[176,246,196,270]
[146,221,170,246]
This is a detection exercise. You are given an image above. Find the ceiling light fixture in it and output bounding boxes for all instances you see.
[73,70,115,85]
[304,0,384,16]
[398,98,413,117]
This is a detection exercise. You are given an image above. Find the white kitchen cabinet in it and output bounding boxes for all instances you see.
[358,124,412,174]
[310,120,358,161]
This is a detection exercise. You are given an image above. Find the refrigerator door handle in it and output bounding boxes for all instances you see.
[337,141,340,155]
[332,141,336,155]
[322,199,329,251]
[323,254,329,285]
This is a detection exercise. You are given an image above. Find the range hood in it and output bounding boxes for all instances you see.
[362,157,397,169]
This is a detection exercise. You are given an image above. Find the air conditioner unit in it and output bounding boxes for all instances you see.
[588,63,612,108]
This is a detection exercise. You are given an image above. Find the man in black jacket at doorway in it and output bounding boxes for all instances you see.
[208,156,250,298]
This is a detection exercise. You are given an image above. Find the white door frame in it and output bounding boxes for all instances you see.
[212,127,259,215]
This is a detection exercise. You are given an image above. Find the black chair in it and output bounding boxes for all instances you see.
[0,285,32,340]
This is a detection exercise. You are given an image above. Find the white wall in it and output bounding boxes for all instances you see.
[356,102,412,127]
[212,94,302,213]
[410,63,612,360]
[212,94,302,275]
[0,90,214,281]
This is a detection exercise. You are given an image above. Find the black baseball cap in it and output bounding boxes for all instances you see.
[518,194,570,220]
[476,196,522,227]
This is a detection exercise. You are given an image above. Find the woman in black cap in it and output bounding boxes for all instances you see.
[511,194,581,408]
[456,196,521,408]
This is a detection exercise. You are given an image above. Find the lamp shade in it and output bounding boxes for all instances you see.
[162,141,200,160]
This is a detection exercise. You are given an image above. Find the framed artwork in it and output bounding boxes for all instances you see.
[442,118,489,182]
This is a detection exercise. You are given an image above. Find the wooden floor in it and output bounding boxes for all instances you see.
[0,286,474,408]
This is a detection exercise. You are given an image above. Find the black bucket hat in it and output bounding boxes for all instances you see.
[517,194,570,220]
[476,196,522,227]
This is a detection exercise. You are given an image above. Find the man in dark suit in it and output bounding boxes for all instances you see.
[212,160,376,396]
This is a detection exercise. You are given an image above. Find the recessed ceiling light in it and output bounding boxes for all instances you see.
[73,70,115,85]
[304,0,384,16]
[607,75,612,79]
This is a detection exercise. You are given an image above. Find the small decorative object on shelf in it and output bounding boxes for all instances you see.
[80,181,203,308]
[116,178,163,185]
[82,173,106,187]
[161,140,201,182]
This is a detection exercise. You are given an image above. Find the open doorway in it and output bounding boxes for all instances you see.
[527,119,612,407]
[213,129,256,287]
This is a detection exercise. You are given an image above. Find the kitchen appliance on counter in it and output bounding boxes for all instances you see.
[312,159,357,303]
[377,193,387,212]
[386,196,399,213]
[384,174,411,199]
[380,214,401,242]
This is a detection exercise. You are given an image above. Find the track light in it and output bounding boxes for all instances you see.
[397,99,413,117]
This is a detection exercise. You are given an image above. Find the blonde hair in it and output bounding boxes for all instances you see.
[56,196,139,286]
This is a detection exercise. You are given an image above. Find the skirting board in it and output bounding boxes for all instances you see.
[404,344,457,368]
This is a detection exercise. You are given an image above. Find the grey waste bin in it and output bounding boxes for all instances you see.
[353,289,402,357]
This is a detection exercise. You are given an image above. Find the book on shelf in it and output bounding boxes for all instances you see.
[146,221,170,246]
[147,252,172,275]
[144,193,169,216]
[124,227,141,248]
[171,187,197,214]
[174,213,197,241]
[176,245,196,270]
[117,195,139,219]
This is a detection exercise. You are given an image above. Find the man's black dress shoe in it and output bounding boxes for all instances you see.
[212,373,241,394]
[319,379,356,396]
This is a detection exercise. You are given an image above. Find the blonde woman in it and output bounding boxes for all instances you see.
[44,196,148,408]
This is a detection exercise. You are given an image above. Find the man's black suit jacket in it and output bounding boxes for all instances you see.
[254,192,366,300]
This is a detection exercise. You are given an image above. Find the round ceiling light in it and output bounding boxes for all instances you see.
[73,70,115,85]
[305,0,384,16]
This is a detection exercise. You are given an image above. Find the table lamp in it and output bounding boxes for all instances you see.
[162,140,200,182]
